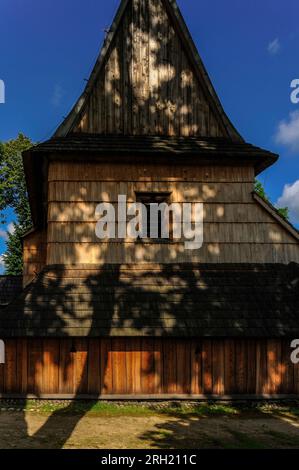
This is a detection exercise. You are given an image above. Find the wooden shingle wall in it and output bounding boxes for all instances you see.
[46,161,299,265]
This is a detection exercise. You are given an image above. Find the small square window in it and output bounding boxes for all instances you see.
[135,192,172,240]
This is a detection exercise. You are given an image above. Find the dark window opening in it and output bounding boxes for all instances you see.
[135,192,172,240]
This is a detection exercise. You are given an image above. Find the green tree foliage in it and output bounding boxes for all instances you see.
[254,179,289,220]
[0,134,33,274]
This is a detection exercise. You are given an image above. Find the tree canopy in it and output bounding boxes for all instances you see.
[255,180,289,220]
[0,134,33,274]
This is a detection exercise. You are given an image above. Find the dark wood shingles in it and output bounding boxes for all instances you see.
[0,263,298,337]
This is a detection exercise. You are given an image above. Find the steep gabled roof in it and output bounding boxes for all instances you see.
[54,0,243,140]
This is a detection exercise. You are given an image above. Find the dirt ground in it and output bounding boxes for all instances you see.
[0,406,299,449]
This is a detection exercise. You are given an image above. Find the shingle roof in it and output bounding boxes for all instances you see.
[29,134,277,173]
[0,276,23,307]
[0,263,298,337]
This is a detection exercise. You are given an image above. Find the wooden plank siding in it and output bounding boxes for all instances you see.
[1,338,298,397]
[43,161,299,265]
[71,0,227,138]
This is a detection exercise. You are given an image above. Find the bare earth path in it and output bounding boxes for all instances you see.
[0,407,299,449]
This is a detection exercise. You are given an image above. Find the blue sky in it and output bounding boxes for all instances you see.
[0,0,299,268]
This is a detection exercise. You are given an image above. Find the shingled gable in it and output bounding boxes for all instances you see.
[54,0,242,140]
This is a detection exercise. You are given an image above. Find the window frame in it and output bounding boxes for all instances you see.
[135,191,173,241]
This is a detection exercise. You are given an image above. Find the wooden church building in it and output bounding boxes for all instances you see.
[0,0,299,398]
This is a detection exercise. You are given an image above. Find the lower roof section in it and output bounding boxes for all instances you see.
[0,263,298,338]
[0,276,23,307]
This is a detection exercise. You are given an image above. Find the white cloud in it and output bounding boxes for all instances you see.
[0,255,5,268]
[51,84,64,107]
[275,111,299,152]
[7,222,15,235]
[0,255,5,275]
[277,180,299,224]
[267,38,281,55]
[0,222,16,241]
[0,229,7,240]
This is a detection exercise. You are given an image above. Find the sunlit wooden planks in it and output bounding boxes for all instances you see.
[73,0,226,137]
[0,338,298,397]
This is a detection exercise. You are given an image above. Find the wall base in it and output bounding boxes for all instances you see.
[0,394,298,401]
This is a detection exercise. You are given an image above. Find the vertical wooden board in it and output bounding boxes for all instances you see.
[267,339,281,394]
[176,339,191,394]
[14,340,21,393]
[27,339,43,395]
[235,340,247,394]
[255,340,261,394]
[42,339,59,394]
[281,339,294,394]
[246,339,257,394]
[87,339,101,395]
[121,10,128,134]
[125,338,133,395]
[100,338,113,395]
[141,338,155,394]
[51,339,60,394]
[224,339,235,394]
[153,338,163,394]
[266,339,274,394]
[158,0,168,136]
[212,340,225,395]
[139,0,149,134]
[116,32,123,134]
[132,0,140,134]
[172,32,180,136]
[275,340,284,394]
[74,339,88,395]
[111,338,127,394]
[148,0,158,134]
[16,339,28,394]
[265,340,275,394]
[256,340,268,394]
[190,339,202,395]
[58,339,74,394]
[4,340,17,394]
[26,339,34,394]
[202,339,212,394]
[130,338,142,394]
[163,338,177,394]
